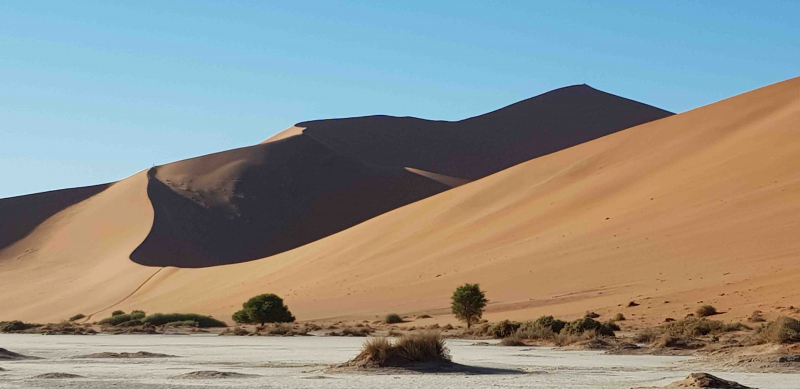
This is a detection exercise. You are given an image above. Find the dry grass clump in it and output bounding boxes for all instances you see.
[613,313,626,321]
[350,332,450,367]
[328,326,373,337]
[260,323,312,336]
[751,316,800,344]
[499,334,525,346]
[696,305,719,318]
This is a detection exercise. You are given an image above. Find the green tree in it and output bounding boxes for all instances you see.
[451,283,488,328]
[236,294,295,325]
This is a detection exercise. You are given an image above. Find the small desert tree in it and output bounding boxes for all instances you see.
[451,283,488,328]
[233,294,295,326]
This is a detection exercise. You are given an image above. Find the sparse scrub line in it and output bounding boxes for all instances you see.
[633,317,752,348]
[463,316,619,346]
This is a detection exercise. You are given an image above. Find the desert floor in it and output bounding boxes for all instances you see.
[1,334,798,388]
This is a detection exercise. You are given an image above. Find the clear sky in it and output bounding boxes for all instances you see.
[1,1,798,198]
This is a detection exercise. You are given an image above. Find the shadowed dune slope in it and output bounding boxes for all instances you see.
[291,85,673,180]
[0,183,111,251]
[105,77,800,324]
[131,134,449,267]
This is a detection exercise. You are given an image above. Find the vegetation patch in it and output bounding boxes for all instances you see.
[0,321,39,333]
[232,294,295,325]
[68,314,85,322]
[143,313,226,328]
[696,305,719,318]
[347,332,451,368]
[98,312,146,326]
[384,313,404,324]
[751,316,800,344]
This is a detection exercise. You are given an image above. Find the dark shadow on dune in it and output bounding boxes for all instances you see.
[300,85,673,180]
[0,184,111,251]
[131,134,449,267]
[129,85,672,268]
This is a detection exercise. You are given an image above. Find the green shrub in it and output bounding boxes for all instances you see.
[663,317,747,337]
[603,320,621,331]
[233,294,295,325]
[753,317,800,344]
[0,321,38,332]
[696,305,718,317]
[111,310,125,316]
[143,313,226,328]
[489,320,521,338]
[131,310,145,316]
[164,320,199,328]
[98,312,146,326]
[384,313,403,324]
[451,283,488,328]
[515,316,568,340]
[563,318,615,336]
[68,314,86,322]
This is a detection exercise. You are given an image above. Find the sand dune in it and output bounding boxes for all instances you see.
[2,78,797,324]
[111,77,799,324]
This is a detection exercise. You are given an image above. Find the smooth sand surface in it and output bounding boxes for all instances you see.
[3,334,797,388]
[1,78,797,325]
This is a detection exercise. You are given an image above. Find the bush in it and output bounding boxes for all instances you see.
[613,313,626,321]
[131,310,145,316]
[634,328,659,343]
[233,294,295,325]
[384,313,403,324]
[451,283,488,328]
[515,316,568,340]
[143,313,226,328]
[0,321,38,332]
[753,317,800,344]
[111,310,125,316]
[69,314,86,322]
[696,305,718,318]
[603,320,621,331]
[499,334,525,346]
[563,318,615,336]
[489,320,521,338]
[98,312,145,326]
[351,332,450,367]
[165,320,199,328]
[663,317,747,337]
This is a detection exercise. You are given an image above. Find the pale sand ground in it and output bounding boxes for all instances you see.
[2,334,798,388]
[1,78,798,326]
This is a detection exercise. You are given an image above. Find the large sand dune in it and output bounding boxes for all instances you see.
[2,79,797,324]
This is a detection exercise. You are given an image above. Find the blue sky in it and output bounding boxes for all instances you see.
[1,1,798,198]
